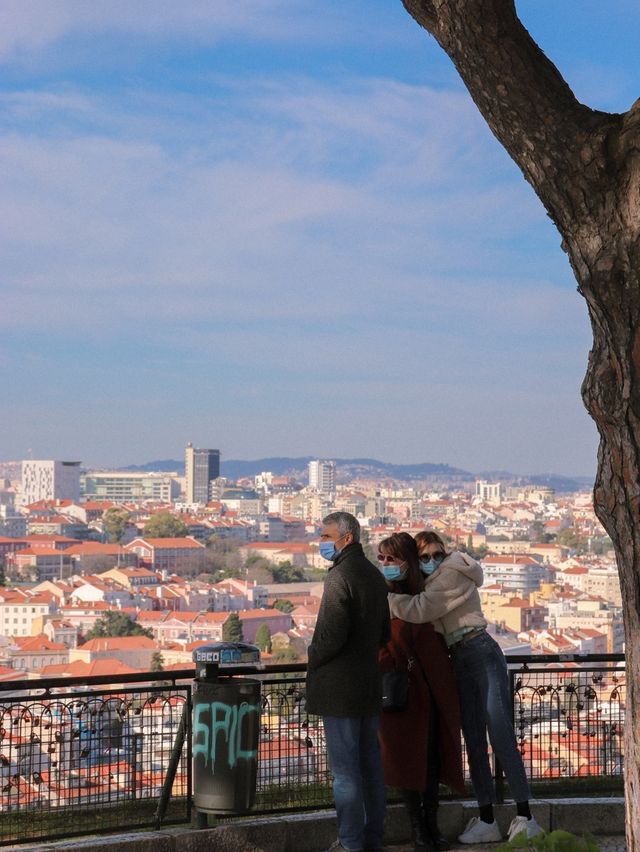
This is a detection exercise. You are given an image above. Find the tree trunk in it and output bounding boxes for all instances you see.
[401,1,640,845]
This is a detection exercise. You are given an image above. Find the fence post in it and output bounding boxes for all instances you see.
[154,700,189,829]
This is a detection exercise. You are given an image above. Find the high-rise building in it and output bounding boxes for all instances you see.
[185,443,221,504]
[308,459,336,493]
[475,480,503,504]
[21,460,81,505]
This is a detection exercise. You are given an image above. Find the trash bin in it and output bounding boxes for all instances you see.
[192,642,262,814]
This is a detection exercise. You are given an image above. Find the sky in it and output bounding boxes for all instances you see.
[1,1,639,476]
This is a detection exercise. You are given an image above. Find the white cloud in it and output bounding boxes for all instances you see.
[0,1,320,61]
[1,70,596,472]
[1,75,562,330]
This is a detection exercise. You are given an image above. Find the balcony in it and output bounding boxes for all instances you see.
[0,654,626,850]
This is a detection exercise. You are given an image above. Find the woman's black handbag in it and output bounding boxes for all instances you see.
[381,664,411,711]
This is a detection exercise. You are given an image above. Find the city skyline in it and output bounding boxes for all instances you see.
[3,3,639,475]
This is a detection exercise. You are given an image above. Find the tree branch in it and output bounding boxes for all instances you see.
[401,0,622,235]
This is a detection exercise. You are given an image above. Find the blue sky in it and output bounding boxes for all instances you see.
[1,1,638,476]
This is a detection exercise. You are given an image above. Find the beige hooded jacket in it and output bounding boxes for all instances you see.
[388,551,487,638]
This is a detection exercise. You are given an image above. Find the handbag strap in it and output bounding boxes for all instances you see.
[389,627,416,673]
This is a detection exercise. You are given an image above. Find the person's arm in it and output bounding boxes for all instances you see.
[308,572,351,670]
[388,571,476,624]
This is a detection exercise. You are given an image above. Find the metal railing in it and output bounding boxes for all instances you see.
[0,670,193,846]
[505,653,625,799]
[0,654,626,846]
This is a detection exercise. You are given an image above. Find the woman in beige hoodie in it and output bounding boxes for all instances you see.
[388,531,541,846]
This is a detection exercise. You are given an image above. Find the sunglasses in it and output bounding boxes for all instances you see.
[377,554,400,563]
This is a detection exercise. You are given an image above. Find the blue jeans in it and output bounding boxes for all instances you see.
[450,631,530,807]
[323,715,386,851]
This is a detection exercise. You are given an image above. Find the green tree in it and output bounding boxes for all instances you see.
[556,527,585,552]
[254,624,272,653]
[271,646,299,663]
[102,507,131,543]
[271,560,305,583]
[458,542,488,562]
[143,512,188,538]
[150,651,164,672]
[528,520,546,542]
[360,527,377,563]
[85,611,153,640]
[222,612,244,642]
[0,561,6,586]
[273,599,294,614]
[203,536,243,578]
[243,555,274,585]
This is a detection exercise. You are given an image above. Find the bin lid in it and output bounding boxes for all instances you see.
[192,642,261,667]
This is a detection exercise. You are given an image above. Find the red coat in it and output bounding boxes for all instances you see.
[378,618,464,793]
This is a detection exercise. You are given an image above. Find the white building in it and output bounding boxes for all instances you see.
[21,460,81,505]
[308,460,336,493]
[475,480,503,504]
[0,590,58,638]
[81,470,179,502]
[482,554,551,596]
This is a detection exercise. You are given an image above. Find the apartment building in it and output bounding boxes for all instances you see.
[6,635,69,671]
[548,595,624,652]
[10,547,75,582]
[482,554,551,596]
[481,594,548,633]
[123,538,205,575]
[69,636,157,670]
[308,460,336,493]
[81,471,179,502]
[0,590,57,638]
[20,460,81,505]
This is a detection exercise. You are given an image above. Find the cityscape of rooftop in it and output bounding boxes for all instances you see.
[0,449,623,729]
[0,451,625,843]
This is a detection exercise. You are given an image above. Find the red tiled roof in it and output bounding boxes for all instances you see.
[81,636,156,651]
[12,634,67,652]
[37,658,139,677]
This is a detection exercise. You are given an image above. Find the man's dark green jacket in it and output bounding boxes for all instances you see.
[306,542,391,717]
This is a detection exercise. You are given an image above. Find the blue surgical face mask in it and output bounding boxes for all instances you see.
[382,563,406,581]
[319,541,338,561]
[319,533,347,562]
[419,554,445,576]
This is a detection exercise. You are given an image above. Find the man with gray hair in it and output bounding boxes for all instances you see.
[307,512,391,852]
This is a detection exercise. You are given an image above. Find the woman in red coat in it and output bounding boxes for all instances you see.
[377,533,464,850]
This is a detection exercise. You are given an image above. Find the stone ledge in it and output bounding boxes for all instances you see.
[4,798,625,852]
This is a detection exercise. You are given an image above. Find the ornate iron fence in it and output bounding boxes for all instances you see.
[506,653,625,798]
[0,654,626,845]
[0,671,192,846]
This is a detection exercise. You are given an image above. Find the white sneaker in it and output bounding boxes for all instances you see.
[458,817,502,844]
[507,815,544,841]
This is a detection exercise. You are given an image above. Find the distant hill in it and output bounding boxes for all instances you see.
[120,456,471,480]
[478,471,593,493]
[118,457,592,491]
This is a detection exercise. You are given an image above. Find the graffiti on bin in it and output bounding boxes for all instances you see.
[193,700,260,771]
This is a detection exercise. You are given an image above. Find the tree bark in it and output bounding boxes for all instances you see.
[401,0,640,845]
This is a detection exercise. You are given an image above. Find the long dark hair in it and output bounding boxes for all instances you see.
[378,532,424,596]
